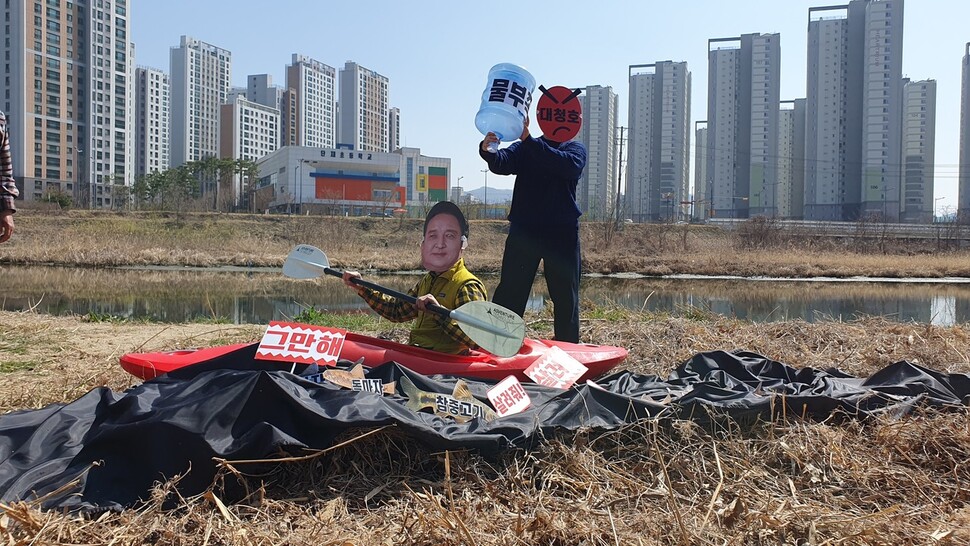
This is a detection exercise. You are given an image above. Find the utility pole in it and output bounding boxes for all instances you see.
[480,169,488,219]
[613,126,626,227]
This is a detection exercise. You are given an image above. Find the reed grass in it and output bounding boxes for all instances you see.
[1,308,969,544]
[3,209,970,277]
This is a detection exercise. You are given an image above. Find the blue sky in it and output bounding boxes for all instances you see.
[132,1,968,213]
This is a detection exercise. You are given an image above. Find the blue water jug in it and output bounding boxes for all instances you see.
[474,63,536,153]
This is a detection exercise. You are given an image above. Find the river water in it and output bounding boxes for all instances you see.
[3,265,969,326]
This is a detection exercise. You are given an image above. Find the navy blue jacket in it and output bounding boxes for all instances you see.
[480,136,587,231]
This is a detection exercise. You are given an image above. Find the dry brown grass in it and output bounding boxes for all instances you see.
[2,309,970,544]
[2,210,970,543]
[4,209,970,278]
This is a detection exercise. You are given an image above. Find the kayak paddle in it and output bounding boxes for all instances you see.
[282,244,526,357]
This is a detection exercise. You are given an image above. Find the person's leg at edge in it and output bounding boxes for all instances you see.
[543,228,580,343]
[492,229,541,318]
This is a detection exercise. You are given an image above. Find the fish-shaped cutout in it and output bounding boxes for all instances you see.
[398,375,497,423]
[316,361,395,395]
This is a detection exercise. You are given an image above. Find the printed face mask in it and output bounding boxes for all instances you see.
[536,85,582,143]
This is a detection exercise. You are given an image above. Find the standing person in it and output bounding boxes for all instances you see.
[0,110,17,244]
[479,85,587,343]
[342,201,487,354]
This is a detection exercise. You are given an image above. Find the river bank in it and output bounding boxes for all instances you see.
[2,209,970,277]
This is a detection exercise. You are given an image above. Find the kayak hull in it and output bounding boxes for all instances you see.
[121,332,627,383]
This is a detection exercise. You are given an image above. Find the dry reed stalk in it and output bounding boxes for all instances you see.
[7,210,970,277]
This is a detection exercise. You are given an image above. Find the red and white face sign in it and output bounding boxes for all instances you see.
[536,85,582,143]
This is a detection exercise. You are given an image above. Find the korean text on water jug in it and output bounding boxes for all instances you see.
[474,63,536,153]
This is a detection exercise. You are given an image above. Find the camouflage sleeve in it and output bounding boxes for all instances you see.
[357,281,419,323]
[0,114,17,213]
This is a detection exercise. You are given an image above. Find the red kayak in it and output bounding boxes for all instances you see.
[121,332,628,383]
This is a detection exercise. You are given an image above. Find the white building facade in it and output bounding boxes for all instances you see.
[1,0,134,208]
[219,97,280,208]
[286,55,336,149]
[338,61,389,152]
[576,85,618,221]
[134,66,170,177]
[170,36,231,168]
[256,146,450,215]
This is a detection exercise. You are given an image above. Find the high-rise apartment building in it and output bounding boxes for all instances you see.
[219,96,280,209]
[626,61,691,223]
[285,55,336,149]
[693,121,709,220]
[805,0,904,221]
[806,5,860,221]
[777,100,807,219]
[280,90,298,148]
[169,36,231,168]
[134,67,170,177]
[959,43,970,221]
[246,74,282,111]
[338,61,389,152]
[2,0,133,208]
[227,86,247,103]
[860,0,905,220]
[900,79,936,223]
[707,33,781,219]
[388,107,400,152]
[575,85,618,221]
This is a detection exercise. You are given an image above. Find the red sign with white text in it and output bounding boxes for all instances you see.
[524,345,588,390]
[255,321,347,365]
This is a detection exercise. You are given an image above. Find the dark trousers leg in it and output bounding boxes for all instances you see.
[492,231,541,318]
[543,230,580,342]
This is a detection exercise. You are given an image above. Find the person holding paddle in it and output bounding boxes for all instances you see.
[341,201,488,354]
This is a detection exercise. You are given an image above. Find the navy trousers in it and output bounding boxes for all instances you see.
[492,225,581,343]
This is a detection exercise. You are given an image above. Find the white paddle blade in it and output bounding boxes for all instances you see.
[452,301,526,358]
[283,244,330,279]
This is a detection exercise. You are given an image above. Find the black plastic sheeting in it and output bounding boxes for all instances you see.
[1,344,969,512]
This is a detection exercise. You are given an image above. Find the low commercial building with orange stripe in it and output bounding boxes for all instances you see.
[255,145,452,216]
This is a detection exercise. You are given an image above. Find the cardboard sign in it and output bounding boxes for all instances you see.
[400,375,498,422]
[303,364,396,395]
[487,375,532,417]
[255,321,347,365]
[536,85,582,143]
[524,345,588,390]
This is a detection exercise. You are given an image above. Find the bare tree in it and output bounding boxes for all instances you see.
[734,215,784,250]
[318,188,343,216]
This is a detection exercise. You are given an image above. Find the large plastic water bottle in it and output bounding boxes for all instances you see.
[474,63,536,153]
